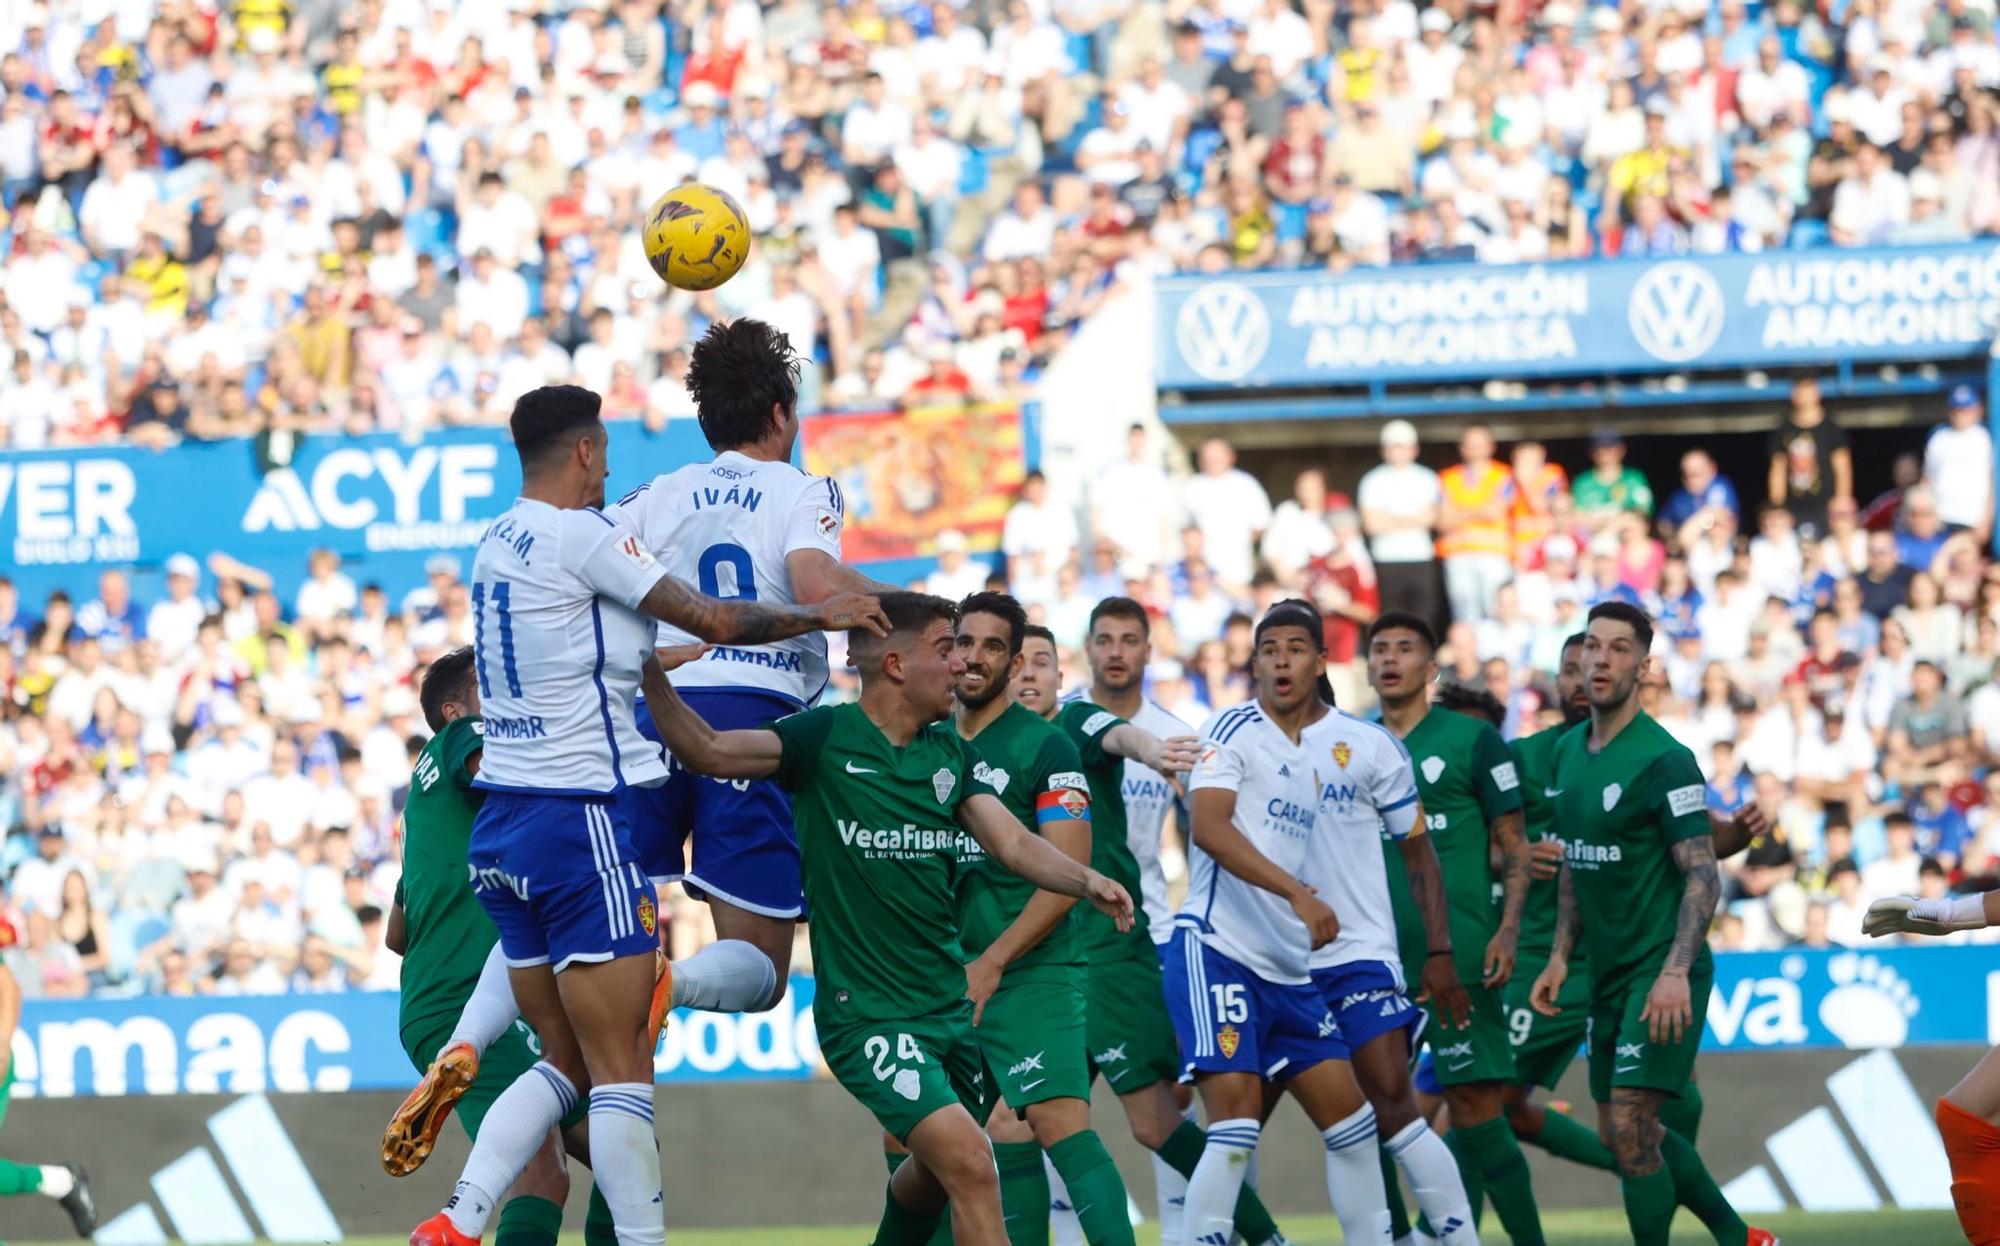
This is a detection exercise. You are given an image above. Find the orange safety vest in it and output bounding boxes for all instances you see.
[1438,462,1514,559]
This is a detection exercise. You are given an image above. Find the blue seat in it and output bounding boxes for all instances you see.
[1787,218,1830,249]
[1274,201,1308,242]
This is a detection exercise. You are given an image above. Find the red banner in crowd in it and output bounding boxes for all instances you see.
[801,404,1027,562]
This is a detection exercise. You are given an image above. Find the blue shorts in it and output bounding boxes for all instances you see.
[1312,959,1423,1053]
[626,689,804,919]
[1162,927,1348,1083]
[468,789,660,974]
[1413,1050,1442,1097]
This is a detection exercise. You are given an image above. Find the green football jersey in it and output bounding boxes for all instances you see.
[772,702,998,1024]
[1549,711,1713,995]
[1511,721,1582,967]
[1052,699,1142,951]
[395,716,495,1039]
[955,702,1090,980]
[1382,706,1524,987]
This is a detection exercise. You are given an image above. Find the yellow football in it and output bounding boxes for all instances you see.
[642,183,751,291]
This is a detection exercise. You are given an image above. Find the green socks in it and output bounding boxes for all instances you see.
[493,1194,564,1246]
[1440,1126,1485,1228]
[583,1184,617,1246]
[1620,1164,1679,1245]
[1528,1105,1618,1172]
[1663,1127,1749,1245]
[0,1158,43,1196]
[994,1139,1050,1246]
[875,1181,946,1246]
[1046,1132,1134,1246]
[1379,1146,1412,1239]
[1450,1117,1543,1246]
[1660,1081,1705,1144]
[1155,1119,1284,1244]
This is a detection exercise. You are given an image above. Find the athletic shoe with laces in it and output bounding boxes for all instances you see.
[58,1165,96,1237]
[648,949,674,1049]
[1747,1229,1781,1246]
[410,1211,480,1246]
[382,1041,480,1176]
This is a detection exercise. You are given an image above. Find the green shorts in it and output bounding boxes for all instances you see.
[1505,958,1592,1091]
[401,1017,588,1136]
[1586,961,1713,1105]
[0,1058,13,1133]
[1085,943,1180,1097]
[1420,981,1517,1088]
[975,970,1091,1109]
[820,1003,990,1143]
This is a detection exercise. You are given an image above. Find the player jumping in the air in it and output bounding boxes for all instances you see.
[0,958,95,1238]
[1865,889,2000,1245]
[1170,601,1394,1246]
[1531,602,1776,1246]
[406,385,886,1246]
[384,647,612,1245]
[637,590,1135,1246]
[1292,606,1478,1246]
[1014,614,1294,1246]
[1364,613,1542,1246]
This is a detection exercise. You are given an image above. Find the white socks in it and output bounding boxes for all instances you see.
[670,939,780,1013]
[1386,1117,1479,1245]
[39,1167,74,1199]
[590,1081,666,1246]
[1322,1105,1392,1245]
[446,943,521,1056]
[1046,1150,1085,1245]
[1182,1117,1258,1246]
[1155,1100,1197,1242]
[444,1061,575,1238]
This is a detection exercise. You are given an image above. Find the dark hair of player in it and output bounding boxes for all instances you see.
[1367,610,1437,654]
[420,646,478,733]
[1562,632,1587,654]
[1254,598,1324,650]
[1436,682,1506,727]
[1024,623,1057,648]
[1587,600,1655,654]
[959,590,1027,657]
[1087,595,1150,639]
[510,385,602,471]
[686,318,801,451]
[849,591,957,672]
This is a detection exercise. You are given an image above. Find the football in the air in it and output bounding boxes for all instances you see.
[643,183,751,291]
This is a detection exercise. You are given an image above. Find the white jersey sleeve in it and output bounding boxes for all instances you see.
[1302,710,1413,970]
[782,474,846,560]
[1179,703,1319,984]
[569,508,667,612]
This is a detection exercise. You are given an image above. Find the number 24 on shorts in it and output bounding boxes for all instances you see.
[867,1032,928,1102]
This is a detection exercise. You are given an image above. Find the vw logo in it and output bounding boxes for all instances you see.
[1627,261,1725,363]
[1175,283,1271,382]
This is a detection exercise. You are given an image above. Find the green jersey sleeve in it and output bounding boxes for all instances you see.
[1032,730,1090,804]
[954,734,1002,808]
[1059,702,1125,768]
[436,718,485,793]
[1647,743,1713,845]
[771,706,840,791]
[1470,721,1525,819]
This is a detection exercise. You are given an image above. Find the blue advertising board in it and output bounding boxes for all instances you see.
[0,423,715,606]
[8,948,1994,1098]
[9,976,821,1098]
[1157,242,2000,390]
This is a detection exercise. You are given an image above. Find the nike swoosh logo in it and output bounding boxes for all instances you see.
[1446,1059,1474,1071]
[1545,788,1562,797]
[1019,1077,1046,1091]
[845,762,878,775]
[1615,1064,1641,1073]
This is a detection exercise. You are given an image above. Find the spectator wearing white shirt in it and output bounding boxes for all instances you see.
[1847,57,1911,147]
[983,181,1058,262]
[1075,98,1147,187]
[0,349,61,448]
[928,528,997,600]
[146,554,210,661]
[1180,438,1272,590]
[1001,470,1080,607]
[1118,58,1192,156]
[1925,385,1994,540]
[294,549,359,640]
[453,248,530,340]
[1092,422,1179,568]
[77,144,159,266]
[455,170,542,268]
[4,228,80,336]
[1404,8,1465,108]
[1357,419,1446,633]
[241,738,318,849]
[1260,468,1334,583]
[841,73,913,169]
[1829,141,1910,245]
[1735,38,1812,129]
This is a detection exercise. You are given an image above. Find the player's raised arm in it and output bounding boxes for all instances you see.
[634,562,888,644]
[957,793,1132,931]
[639,651,784,780]
[1867,890,2000,938]
[1101,721,1203,783]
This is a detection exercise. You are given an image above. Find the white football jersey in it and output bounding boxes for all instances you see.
[1064,690,1192,942]
[468,499,669,794]
[610,451,845,707]
[1180,701,1323,984]
[1301,708,1420,971]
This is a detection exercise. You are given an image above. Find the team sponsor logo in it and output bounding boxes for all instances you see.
[1420,756,1446,784]
[1332,741,1351,769]
[1603,783,1623,811]
[1093,1044,1127,1067]
[1565,841,1625,866]
[1217,1024,1240,1058]
[1490,761,1519,792]
[973,761,1011,795]
[1318,1011,1339,1038]
[1175,282,1271,382]
[1081,711,1117,736]
[1196,745,1221,772]
[1008,1052,1045,1077]
[618,534,654,568]
[1048,771,1088,792]
[1627,260,1726,363]
[637,893,657,937]
[1667,783,1707,818]
[932,768,956,804]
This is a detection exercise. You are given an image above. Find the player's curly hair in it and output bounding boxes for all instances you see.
[1435,682,1506,728]
[686,318,801,451]
[420,646,478,733]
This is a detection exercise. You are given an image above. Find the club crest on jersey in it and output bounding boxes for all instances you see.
[637,893,657,936]
[933,768,956,805]
[1332,741,1351,769]
[1420,756,1446,784]
[1217,1024,1240,1058]
[1603,783,1623,811]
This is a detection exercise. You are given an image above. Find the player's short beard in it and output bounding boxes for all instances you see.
[954,664,1011,711]
[1589,668,1640,717]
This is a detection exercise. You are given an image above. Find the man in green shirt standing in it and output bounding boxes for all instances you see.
[1571,431,1654,531]
[639,591,1133,1246]
[1366,612,1542,1246]
[1531,602,1774,1246]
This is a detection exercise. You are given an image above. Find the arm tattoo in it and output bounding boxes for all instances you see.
[1400,826,1454,957]
[1549,862,1579,964]
[640,574,822,646]
[1666,835,1721,972]
[1490,810,1531,933]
